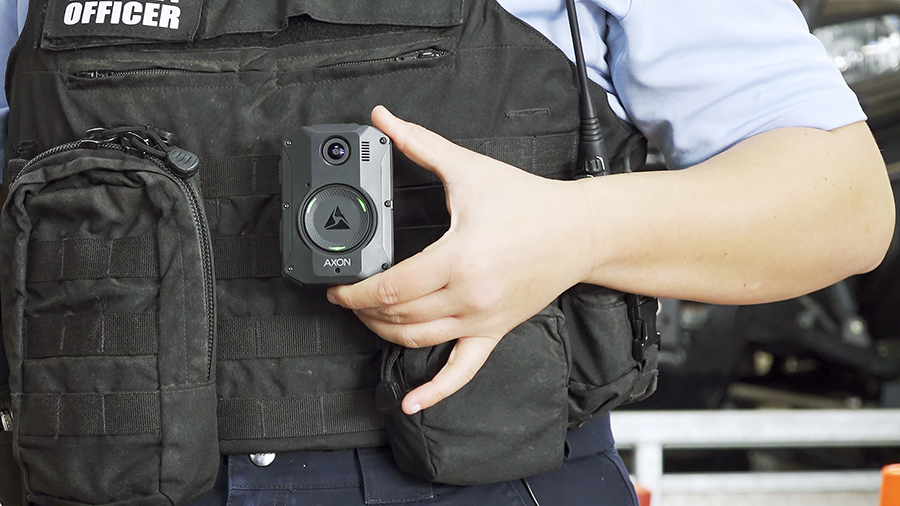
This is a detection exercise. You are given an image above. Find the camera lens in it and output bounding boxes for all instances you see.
[322,137,350,165]
[327,143,345,160]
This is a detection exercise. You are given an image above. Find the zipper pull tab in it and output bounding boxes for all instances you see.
[73,70,112,79]
[165,148,200,179]
[395,48,447,62]
[1,408,12,431]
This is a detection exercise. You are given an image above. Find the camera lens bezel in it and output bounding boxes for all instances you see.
[321,136,351,165]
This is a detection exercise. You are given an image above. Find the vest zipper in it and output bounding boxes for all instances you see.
[70,48,449,80]
[12,131,217,382]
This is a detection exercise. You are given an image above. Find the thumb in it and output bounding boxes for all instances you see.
[371,105,476,185]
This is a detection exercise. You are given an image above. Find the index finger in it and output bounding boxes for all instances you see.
[401,335,498,414]
[327,240,452,309]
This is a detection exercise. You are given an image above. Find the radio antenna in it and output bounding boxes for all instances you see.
[565,0,609,178]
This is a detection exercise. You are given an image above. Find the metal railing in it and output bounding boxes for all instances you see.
[610,409,900,505]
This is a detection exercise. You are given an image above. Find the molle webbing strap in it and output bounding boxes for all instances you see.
[212,235,281,279]
[198,154,281,198]
[217,314,379,360]
[196,132,579,200]
[217,391,382,440]
[11,133,577,199]
[25,313,158,359]
[18,391,160,436]
[395,133,578,187]
[27,236,159,283]
[199,132,578,274]
[210,227,435,279]
[4,159,27,187]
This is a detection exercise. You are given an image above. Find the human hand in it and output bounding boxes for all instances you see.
[327,106,594,414]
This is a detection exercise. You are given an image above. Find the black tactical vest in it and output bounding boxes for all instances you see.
[2,0,657,501]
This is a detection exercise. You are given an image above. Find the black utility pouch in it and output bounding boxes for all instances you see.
[563,285,659,426]
[0,127,218,506]
[378,304,570,486]
[377,284,658,485]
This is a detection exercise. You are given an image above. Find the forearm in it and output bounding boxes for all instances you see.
[328,109,896,412]
[573,121,895,304]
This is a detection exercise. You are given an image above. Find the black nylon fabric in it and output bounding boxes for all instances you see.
[1,146,219,505]
[381,304,570,485]
[3,0,656,494]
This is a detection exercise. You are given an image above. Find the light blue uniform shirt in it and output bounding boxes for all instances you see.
[0,0,865,170]
[498,0,865,168]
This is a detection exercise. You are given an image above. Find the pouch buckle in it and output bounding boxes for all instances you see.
[626,294,661,364]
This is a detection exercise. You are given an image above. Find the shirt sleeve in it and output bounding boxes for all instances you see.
[497,0,866,169]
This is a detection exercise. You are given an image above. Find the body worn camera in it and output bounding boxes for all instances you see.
[281,124,393,285]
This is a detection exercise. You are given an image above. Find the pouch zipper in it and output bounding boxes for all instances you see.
[321,47,449,68]
[14,129,217,382]
[71,68,202,79]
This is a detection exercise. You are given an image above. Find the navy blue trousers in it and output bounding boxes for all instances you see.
[190,414,636,506]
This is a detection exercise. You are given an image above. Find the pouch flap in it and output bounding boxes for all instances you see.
[204,0,465,39]
[40,0,464,49]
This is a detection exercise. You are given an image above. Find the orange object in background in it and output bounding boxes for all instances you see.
[881,464,900,506]
[633,481,651,506]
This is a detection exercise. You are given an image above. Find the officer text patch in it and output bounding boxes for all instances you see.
[43,0,202,45]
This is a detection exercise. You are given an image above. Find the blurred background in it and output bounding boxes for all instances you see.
[613,1,900,504]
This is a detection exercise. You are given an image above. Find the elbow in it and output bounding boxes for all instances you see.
[825,122,897,277]
[845,171,896,277]
[855,182,896,275]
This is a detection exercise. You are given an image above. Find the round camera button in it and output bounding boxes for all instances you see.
[300,185,374,253]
